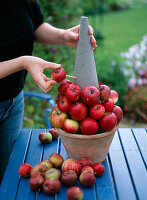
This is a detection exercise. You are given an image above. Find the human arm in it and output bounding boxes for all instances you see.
[0,56,61,93]
[34,23,97,49]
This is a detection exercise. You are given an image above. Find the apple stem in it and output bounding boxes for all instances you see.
[66,75,76,79]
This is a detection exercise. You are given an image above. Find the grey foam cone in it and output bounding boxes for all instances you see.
[74,16,98,90]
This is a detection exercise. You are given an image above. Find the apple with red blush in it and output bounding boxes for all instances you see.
[81,86,100,106]
[56,93,63,103]
[39,132,52,144]
[40,160,53,170]
[79,171,96,187]
[45,168,61,180]
[69,102,88,121]
[102,98,114,112]
[99,84,111,101]
[81,166,94,174]
[49,128,59,140]
[80,118,99,135]
[98,112,117,132]
[67,186,83,200]
[18,163,32,178]
[92,162,105,177]
[51,68,66,83]
[43,179,61,195]
[113,105,123,124]
[57,96,71,113]
[89,103,105,119]
[31,164,47,178]
[61,170,77,187]
[62,158,82,175]
[58,79,72,95]
[63,119,79,134]
[65,84,81,102]
[29,175,45,191]
[48,153,64,168]
[110,90,118,103]
[50,105,67,128]
[79,157,93,167]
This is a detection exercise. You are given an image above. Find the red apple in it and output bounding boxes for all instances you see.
[92,163,105,177]
[61,170,77,187]
[50,105,68,128]
[63,119,79,134]
[67,186,83,200]
[58,79,72,95]
[51,68,66,83]
[81,86,100,106]
[69,102,88,121]
[110,90,118,103]
[31,164,47,178]
[65,84,81,102]
[89,104,105,119]
[39,132,52,144]
[62,158,82,175]
[43,179,61,195]
[29,175,45,191]
[79,157,93,167]
[98,112,117,132]
[40,160,53,170]
[56,93,63,103]
[102,98,114,112]
[112,105,123,124]
[81,166,94,174]
[18,163,32,178]
[80,118,99,135]
[99,84,111,101]
[48,153,64,168]
[79,171,96,187]
[49,128,59,140]
[45,168,61,180]
[57,96,71,113]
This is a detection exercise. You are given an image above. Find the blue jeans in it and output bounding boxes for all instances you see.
[0,90,24,183]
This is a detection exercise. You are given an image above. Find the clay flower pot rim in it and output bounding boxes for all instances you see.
[56,124,119,140]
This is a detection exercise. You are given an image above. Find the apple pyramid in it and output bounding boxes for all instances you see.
[74,16,98,89]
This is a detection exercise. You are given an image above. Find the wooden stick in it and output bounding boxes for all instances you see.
[66,75,76,79]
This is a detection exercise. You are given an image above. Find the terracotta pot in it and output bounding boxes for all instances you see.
[57,125,119,163]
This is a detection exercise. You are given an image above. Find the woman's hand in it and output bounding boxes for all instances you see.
[23,56,61,93]
[64,25,97,50]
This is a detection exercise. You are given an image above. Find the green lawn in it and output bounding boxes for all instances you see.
[89,6,147,59]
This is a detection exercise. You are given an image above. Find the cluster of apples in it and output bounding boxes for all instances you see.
[50,68,123,135]
[18,153,105,200]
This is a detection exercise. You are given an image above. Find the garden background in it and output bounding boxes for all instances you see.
[23,0,147,128]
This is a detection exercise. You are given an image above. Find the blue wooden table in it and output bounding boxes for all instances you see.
[0,128,147,200]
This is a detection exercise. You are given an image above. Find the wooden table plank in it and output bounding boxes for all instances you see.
[109,130,137,200]
[95,157,116,200]
[57,142,71,200]
[1,128,146,200]
[37,130,60,200]
[132,128,147,168]
[0,129,32,200]
[15,129,45,200]
[119,128,147,200]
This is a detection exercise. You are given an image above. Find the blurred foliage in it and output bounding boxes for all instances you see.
[24,0,81,128]
[124,85,147,122]
[95,56,128,107]
[23,0,147,128]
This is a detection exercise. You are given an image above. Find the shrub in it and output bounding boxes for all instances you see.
[121,34,147,122]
